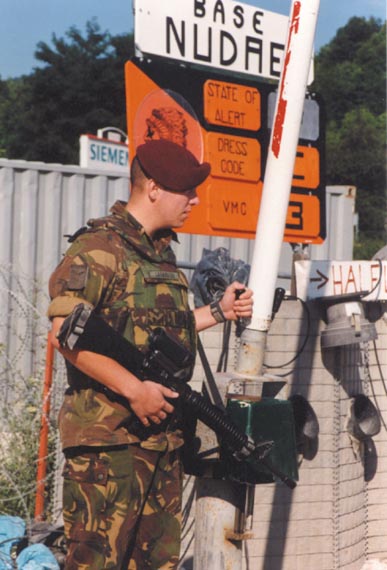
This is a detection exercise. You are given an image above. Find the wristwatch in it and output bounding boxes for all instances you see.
[210,300,226,323]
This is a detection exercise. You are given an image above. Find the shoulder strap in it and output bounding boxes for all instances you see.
[197,336,226,411]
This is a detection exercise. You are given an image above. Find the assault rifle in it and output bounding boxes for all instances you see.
[58,303,296,489]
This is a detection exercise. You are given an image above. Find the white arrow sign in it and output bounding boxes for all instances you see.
[295,260,387,301]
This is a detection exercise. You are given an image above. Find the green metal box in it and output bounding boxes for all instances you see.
[224,398,299,485]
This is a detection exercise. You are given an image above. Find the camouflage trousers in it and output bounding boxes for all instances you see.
[62,444,183,570]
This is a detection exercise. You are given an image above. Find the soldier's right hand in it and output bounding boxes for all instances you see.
[128,380,179,426]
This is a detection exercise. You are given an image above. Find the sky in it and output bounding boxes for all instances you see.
[0,0,385,79]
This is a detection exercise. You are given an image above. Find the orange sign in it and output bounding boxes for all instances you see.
[206,133,261,182]
[293,146,320,189]
[125,59,325,243]
[206,179,263,233]
[204,80,261,131]
[181,181,321,242]
[284,195,321,242]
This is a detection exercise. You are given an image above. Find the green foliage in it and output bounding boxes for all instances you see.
[0,19,134,164]
[0,266,57,522]
[353,234,386,260]
[326,109,386,193]
[0,77,29,159]
[0,375,52,520]
[314,17,386,119]
[313,17,387,256]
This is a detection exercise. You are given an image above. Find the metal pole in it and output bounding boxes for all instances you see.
[194,2,320,569]
[246,0,320,337]
[35,335,54,520]
[237,0,320,375]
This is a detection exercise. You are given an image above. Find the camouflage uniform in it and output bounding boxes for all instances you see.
[48,200,197,569]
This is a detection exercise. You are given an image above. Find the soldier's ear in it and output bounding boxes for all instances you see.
[148,179,160,201]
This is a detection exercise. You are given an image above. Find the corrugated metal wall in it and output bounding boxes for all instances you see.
[0,158,355,287]
[0,160,129,285]
[0,160,130,393]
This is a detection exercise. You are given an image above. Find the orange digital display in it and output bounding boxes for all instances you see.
[292,146,320,189]
[204,80,261,131]
[206,133,261,182]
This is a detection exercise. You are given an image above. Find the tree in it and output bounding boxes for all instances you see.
[0,20,134,164]
[327,108,386,232]
[313,17,386,258]
[314,17,385,119]
[0,77,30,158]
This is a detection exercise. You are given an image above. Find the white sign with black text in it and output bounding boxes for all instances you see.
[134,0,290,81]
[79,135,129,175]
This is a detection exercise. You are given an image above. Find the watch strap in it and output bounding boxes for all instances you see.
[210,300,226,323]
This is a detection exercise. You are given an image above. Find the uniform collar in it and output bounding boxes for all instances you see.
[88,201,177,263]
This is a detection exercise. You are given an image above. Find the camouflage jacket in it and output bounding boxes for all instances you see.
[48,201,197,451]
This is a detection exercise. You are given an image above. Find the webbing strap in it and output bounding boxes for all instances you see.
[197,336,226,411]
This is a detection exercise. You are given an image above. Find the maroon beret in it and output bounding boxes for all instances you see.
[136,140,211,192]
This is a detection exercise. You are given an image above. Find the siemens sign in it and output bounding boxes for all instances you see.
[80,135,129,174]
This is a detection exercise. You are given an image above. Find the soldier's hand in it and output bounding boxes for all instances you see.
[220,282,253,320]
[129,380,179,426]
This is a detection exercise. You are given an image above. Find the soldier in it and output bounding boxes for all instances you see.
[48,139,253,570]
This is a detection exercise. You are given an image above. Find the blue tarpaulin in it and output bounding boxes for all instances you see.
[0,516,59,569]
[16,544,59,569]
[0,515,25,569]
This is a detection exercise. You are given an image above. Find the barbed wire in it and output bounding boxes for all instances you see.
[0,264,63,523]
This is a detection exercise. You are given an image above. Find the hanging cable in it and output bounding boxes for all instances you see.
[368,339,387,433]
[358,258,384,299]
[264,295,311,372]
[373,338,387,398]
[216,320,232,373]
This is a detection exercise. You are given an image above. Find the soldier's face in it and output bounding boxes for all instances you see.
[157,187,199,228]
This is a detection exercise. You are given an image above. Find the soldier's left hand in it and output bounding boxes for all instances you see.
[220,282,253,321]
